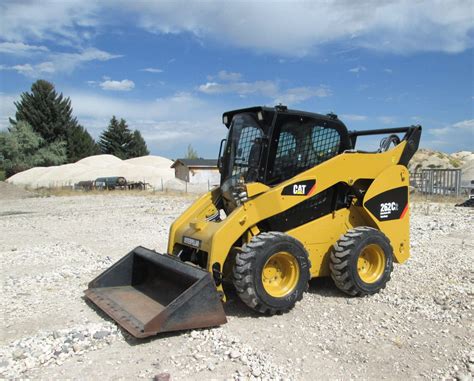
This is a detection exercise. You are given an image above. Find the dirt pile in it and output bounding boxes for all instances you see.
[6,155,175,189]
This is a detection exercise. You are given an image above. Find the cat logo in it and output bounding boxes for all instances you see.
[293,184,307,195]
[282,179,316,196]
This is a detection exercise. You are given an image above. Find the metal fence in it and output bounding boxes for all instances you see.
[410,168,462,197]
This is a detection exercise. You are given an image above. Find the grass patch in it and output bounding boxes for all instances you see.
[0,169,5,181]
[448,157,462,168]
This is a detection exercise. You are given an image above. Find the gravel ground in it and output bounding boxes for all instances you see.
[0,192,472,380]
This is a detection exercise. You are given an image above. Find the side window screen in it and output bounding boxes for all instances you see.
[311,126,341,165]
[273,131,297,180]
[269,121,341,183]
[275,131,296,157]
[231,123,263,178]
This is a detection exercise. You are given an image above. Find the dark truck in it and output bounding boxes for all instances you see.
[75,177,148,191]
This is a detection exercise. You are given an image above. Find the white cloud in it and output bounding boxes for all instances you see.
[99,79,135,91]
[426,119,474,152]
[0,0,99,45]
[198,80,279,98]
[1,48,122,77]
[68,90,226,156]
[430,119,474,136]
[141,67,163,73]
[198,73,330,105]
[0,42,49,55]
[274,86,331,104]
[349,65,367,74]
[118,0,474,55]
[2,1,472,56]
[211,70,242,82]
[384,68,393,74]
[341,114,368,121]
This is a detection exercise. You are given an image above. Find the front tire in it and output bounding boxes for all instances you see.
[233,232,310,315]
[330,226,394,296]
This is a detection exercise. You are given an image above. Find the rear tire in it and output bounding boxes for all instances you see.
[330,226,393,296]
[233,232,310,315]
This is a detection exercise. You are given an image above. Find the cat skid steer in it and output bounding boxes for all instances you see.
[85,105,421,338]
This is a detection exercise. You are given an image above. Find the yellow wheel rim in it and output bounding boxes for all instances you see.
[357,244,386,284]
[262,252,299,297]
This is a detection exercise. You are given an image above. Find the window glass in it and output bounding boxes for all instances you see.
[311,126,341,165]
[225,114,263,181]
[270,121,341,183]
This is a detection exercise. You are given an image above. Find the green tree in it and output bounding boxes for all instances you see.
[128,130,150,158]
[10,79,98,162]
[67,125,100,162]
[10,80,77,143]
[98,116,133,159]
[185,144,198,159]
[0,121,67,177]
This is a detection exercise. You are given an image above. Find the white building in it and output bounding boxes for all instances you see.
[171,159,220,185]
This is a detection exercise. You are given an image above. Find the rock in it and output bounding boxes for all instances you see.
[252,367,262,377]
[12,349,26,360]
[154,373,171,381]
[456,373,472,381]
[230,350,241,359]
[93,330,110,340]
[73,332,85,340]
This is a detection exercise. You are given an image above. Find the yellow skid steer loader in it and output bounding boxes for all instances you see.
[85,105,421,338]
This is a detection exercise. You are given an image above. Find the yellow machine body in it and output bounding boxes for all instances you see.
[168,142,411,299]
[85,105,420,337]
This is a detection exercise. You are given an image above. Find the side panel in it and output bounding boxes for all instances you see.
[362,165,410,263]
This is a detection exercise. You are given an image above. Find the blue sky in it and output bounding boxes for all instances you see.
[0,1,473,159]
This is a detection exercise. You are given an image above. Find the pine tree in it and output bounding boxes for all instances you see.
[67,125,100,162]
[10,79,99,163]
[185,144,198,159]
[98,116,133,159]
[128,130,150,158]
[10,80,78,143]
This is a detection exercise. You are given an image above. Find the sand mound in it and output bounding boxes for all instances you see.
[125,155,173,167]
[76,154,123,167]
[7,155,175,189]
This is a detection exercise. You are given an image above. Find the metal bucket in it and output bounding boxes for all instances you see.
[84,246,227,338]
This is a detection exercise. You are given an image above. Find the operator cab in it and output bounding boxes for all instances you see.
[218,106,351,205]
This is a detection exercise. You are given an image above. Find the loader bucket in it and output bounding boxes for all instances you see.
[84,246,227,338]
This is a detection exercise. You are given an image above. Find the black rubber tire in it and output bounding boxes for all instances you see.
[330,226,394,296]
[233,232,311,315]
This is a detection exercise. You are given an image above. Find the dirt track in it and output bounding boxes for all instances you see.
[0,190,473,380]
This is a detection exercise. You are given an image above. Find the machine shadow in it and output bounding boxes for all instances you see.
[307,277,347,298]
